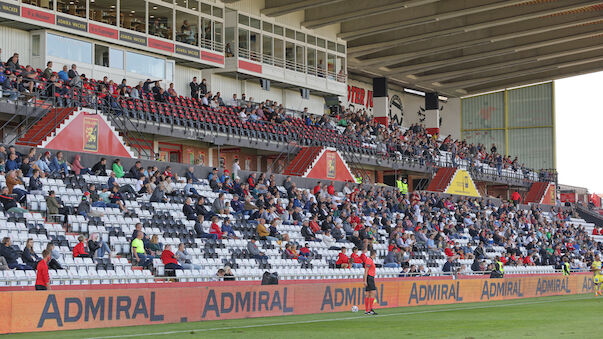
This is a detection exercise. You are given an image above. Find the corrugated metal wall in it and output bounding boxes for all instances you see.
[461,82,555,170]
[508,82,553,127]
[0,26,31,66]
[461,91,504,130]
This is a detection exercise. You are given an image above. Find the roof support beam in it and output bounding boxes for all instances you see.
[356,16,603,67]
[347,0,603,57]
[338,0,530,40]
[262,0,344,17]
[382,29,603,76]
[301,0,439,29]
[413,45,603,83]
[438,55,603,89]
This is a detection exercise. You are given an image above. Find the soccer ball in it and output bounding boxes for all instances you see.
[351,305,359,313]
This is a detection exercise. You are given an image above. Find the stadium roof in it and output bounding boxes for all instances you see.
[228,0,603,97]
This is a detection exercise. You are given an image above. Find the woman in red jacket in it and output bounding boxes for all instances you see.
[72,235,92,258]
[210,216,224,239]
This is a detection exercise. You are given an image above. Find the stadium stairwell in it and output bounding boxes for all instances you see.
[283,146,324,176]
[524,182,552,204]
[283,146,356,182]
[426,167,458,192]
[16,107,77,147]
[20,108,135,158]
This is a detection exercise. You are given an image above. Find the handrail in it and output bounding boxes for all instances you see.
[0,268,579,285]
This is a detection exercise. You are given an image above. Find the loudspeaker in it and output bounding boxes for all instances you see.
[425,92,439,110]
[261,271,279,285]
[300,88,310,99]
[373,77,388,97]
[259,79,270,91]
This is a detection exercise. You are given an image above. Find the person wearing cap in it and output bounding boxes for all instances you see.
[208,167,218,181]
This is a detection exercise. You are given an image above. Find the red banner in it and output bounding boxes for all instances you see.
[560,193,576,203]
[148,38,174,53]
[21,6,54,24]
[89,23,118,39]
[0,274,592,334]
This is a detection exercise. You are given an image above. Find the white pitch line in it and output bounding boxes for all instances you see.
[85,294,594,339]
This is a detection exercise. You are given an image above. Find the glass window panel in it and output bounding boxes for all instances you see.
[214,21,223,51]
[175,0,197,9]
[94,44,109,67]
[336,55,345,81]
[238,28,249,58]
[126,51,165,78]
[296,32,305,43]
[337,43,345,53]
[120,1,146,33]
[47,34,92,64]
[274,25,283,36]
[508,83,553,128]
[201,3,211,15]
[327,53,336,79]
[295,45,305,72]
[316,50,326,77]
[307,48,316,74]
[109,48,123,69]
[317,38,325,48]
[57,0,85,18]
[89,0,117,26]
[249,31,260,61]
[166,61,174,82]
[149,4,173,39]
[161,0,173,4]
[274,38,284,67]
[213,7,223,18]
[328,41,336,51]
[285,28,295,39]
[307,35,316,45]
[461,92,505,130]
[263,22,272,33]
[250,17,260,29]
[238,14,248,26]
[176,11,199,46]
[201,18,213,49]
[285,41,294,70]
[262,35,273,64]
[22,0,53,10]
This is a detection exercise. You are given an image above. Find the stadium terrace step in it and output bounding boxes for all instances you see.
[524,182,550,204]
[283,146,324,177]
[16,107,77,147]
[426,167,458,193]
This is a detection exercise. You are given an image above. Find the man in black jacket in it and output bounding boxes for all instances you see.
[0,237,32,270]
[28,169,43,193]
[189,77,200,99]
[182,198,196,220]
[301,220,319,242]
[194,215,217,239]
[91,158,107,176]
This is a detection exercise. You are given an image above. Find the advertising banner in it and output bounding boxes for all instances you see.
[445,169,481,197]
[0,274,592,334]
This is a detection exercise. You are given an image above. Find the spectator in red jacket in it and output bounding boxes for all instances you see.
[35,249,51,290]
[210,216,224,239]
[327,181,335,196]
[350,247,364,268]
[593,227,599,235]
[73,235,92,258]
[313,182,321,195]
[309,216,321,233]
[511,191,521,206]
[160,244,183,269]
[336,247,350,268]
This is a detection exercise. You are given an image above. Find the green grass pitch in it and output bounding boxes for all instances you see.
[4,294,601,338]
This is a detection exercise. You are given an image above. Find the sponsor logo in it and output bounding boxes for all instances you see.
[347,85,373,109]
[37,292,164,328]
[321,284,388,310]
[175,45,200,58]
[83,117,98,152]
[0,1,20,15]
[535,277,571,295]
[201,50,224,64]
[56,15,87,32]
[148,38,174,53]
[480,280,523,300]
[119,31,147,46]
[22,6,54,24]
[407,282,462,304]
[89,23,118,39]
[202,288,293,318]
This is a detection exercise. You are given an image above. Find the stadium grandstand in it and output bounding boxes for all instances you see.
[0,0,602,336]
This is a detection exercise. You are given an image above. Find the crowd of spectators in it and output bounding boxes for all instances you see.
[0,54,556,183]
